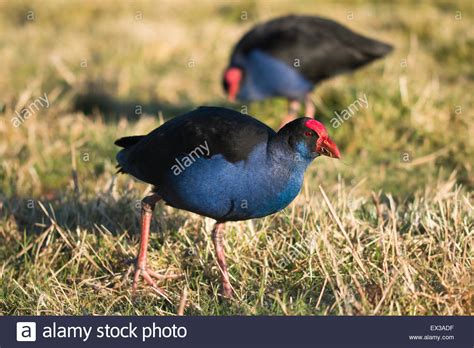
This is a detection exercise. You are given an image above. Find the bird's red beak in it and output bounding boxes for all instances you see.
[316,136,341,159]
[225,67,242,102]
[227,88,237,102]
[305,119,341,159]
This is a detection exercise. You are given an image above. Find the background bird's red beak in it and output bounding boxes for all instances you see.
[225,67,242,102]
[317,136,341,159]
[227,87,237,102]
[227,80,240,102]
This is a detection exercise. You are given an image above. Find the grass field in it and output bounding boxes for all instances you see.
[0,0,472,315]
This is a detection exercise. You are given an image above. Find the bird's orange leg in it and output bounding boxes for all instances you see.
[211,222,233,298]
[279,99,301,128]
[304,94,316,118]
[132,193,179,298]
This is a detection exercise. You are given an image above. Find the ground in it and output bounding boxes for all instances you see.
[0,0,472,315]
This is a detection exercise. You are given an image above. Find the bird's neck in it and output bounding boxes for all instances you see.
[267,134,313,173]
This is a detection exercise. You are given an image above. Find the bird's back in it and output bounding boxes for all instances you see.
[116,106,274,187]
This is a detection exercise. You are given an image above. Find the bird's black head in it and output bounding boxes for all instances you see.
[277,118,340,160]
[223,66,244,102]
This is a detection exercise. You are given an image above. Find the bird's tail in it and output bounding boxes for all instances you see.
[369,40,392,58]
[114,135,144,148]
[114,135,144,174]
[360,36,393,59]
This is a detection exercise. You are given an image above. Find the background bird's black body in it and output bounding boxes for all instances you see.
[231,15,393,84]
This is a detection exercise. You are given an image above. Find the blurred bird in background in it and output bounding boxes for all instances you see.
[223,15,392,126]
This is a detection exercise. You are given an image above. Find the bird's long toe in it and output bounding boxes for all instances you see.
[146,268,183,280]
[131,267,168,299]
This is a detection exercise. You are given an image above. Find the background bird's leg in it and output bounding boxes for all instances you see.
[279,99,301,128]
[211,222,233,298]
[132,193,169,297]
[304,94,316,118]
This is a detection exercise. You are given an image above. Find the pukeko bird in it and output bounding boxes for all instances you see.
[115,106,340,298]
[223,15,392,125]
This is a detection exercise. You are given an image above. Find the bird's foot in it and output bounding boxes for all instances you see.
[131,265,181,300]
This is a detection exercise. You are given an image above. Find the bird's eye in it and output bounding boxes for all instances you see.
[304,131,312,137]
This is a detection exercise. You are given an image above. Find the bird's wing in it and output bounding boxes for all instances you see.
[232,15,392,84]
[118,106,275,184]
